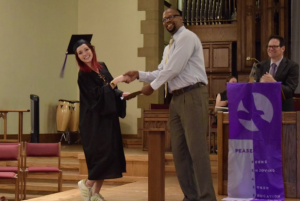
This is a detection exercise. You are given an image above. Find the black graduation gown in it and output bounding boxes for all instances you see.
[77,62,126,180]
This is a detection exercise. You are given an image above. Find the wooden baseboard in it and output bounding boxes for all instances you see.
[0,133,139,145]
[122,134,140,139]
[0,133,80,144]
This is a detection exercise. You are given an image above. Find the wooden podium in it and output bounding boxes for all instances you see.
[217,111,300,198]
[143,109,168,201]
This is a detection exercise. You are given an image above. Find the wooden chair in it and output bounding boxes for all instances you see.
[0,144,22,201]
[23,142,62,199]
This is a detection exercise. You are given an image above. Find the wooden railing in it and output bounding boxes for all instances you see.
[0,109,30,142]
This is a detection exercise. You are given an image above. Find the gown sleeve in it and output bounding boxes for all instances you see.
[78,66,126,118]
[114,88,126,118]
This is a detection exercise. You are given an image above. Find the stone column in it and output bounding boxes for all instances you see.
[137,0,165,138]
[138,0,165,109]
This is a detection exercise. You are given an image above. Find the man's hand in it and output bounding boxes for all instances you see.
[141,84,154,96]
[260,72,276,83]
[123,71,139,83]
[122,75,131,83]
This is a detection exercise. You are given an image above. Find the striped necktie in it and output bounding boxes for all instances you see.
[165,38,174,98]
[269,63,278,77]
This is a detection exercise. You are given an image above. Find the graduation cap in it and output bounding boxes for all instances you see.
[60,34,93,78]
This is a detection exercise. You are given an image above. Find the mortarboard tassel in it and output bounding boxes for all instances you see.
[60,50,68,78]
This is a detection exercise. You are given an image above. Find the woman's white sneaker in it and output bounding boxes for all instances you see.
[78,179,92,201]
[91,193,106,201]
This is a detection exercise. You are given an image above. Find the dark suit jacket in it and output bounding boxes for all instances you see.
[255,57,299,111]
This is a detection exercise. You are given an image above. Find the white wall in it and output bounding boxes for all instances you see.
[0,0,78,134]
[0,0,145,136]
[77,0,145,134]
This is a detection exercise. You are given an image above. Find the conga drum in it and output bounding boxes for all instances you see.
[56,99,71,132]
[68,100,80,132]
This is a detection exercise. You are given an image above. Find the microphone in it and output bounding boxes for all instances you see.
[246,56,260,63]
[246,57,261,83]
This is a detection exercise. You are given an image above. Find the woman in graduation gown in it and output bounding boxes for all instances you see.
[73,37,130,201]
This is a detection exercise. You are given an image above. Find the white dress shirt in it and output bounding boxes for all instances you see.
[138,26,208,93]
[270,56,283,75]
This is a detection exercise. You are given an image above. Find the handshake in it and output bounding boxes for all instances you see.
[113,70,154,99]
[114,71,139,84]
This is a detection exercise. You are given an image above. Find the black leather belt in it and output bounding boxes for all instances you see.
[172,82,206,96]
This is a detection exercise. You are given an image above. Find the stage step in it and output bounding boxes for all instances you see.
[0,147,217,200]
[122,138,142,148]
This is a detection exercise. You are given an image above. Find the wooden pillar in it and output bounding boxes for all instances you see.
[236,0,243,72]
[279,0,290,57]
[244,0,256,69]
[297,111,300,198]
[261,0,274,60]
[260,0,289,60]
[237,0,256,72]
[148,130,165,201]
[217,111,224,194]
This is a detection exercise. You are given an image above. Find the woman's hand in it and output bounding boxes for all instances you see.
[122,92,135,100]
[122,92,130,97]
[112,75,131,85]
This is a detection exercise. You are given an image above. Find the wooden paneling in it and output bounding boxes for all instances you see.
[187,0,290,82]
[218,112,300,198]
[203,42,232,73]
[201,42,233,99]
[202,42,232,98]
[237,73,251,83]
[207,75,231,99]
[203,45,210,72]
[213,48,229,69]
[187,24,237,42]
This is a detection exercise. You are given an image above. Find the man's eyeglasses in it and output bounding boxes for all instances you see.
[162,15,180,23]
[266,45,281,49]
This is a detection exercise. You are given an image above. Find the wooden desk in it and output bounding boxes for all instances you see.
[143,109,168,201]
[217,112,300,198]
[0,109,30,142]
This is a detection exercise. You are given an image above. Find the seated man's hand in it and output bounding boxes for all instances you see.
[260,72,276,83]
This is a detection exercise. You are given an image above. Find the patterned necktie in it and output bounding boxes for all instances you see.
[165,38,174,98]
[269,63,278,77]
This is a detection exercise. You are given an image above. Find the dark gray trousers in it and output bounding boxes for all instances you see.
[169,86,216,201]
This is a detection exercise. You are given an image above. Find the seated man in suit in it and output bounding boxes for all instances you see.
[255,35,299,111]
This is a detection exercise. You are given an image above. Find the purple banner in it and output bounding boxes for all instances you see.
[226,83,284,201]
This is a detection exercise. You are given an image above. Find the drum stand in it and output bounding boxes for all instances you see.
[59,131,71,145]
[74,134,81,144]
